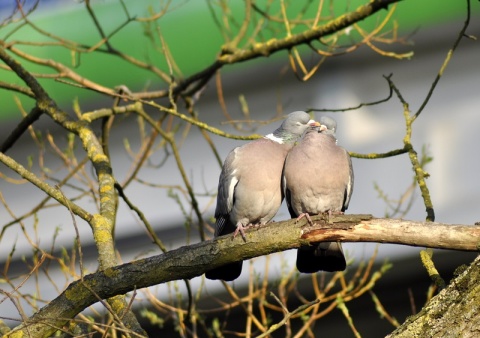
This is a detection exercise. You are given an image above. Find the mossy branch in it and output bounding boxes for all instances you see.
[384,75,436,222]
[0,42,145,335]
[80,100,263,141]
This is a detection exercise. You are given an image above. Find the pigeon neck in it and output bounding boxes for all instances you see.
[265,128,299,145]
[264,133,284,144]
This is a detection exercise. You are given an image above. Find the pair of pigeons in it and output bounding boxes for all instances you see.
[205,111,354,281]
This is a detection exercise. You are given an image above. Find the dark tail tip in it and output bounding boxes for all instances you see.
[205,261,243,281]
[296,242,346,273]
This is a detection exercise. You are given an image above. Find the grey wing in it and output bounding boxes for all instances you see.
[282,162,297,218]
[342,149,354,211]
[214,148,239,236]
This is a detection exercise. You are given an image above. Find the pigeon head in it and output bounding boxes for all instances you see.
[318,116,337,137]
[272,111,318,143]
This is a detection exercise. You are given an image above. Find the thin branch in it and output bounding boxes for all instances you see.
[0,152,92,222]
[349,147,408,159]
[386,75,436,221]
[0,80,34,98]
[420,249,446,290]
[308,74,394,113]
[0,106,43,153]
[114,182,168,253]
[412,0,472,121]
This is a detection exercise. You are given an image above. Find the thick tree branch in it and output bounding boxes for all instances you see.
[302,215,480,251]
[5,214,479,337]
[387,254,480,337]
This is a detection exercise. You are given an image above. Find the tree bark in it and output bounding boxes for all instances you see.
[387,255,480,337]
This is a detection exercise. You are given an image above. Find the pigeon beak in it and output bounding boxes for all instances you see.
[319,124,328,132]
[309,121,321,127]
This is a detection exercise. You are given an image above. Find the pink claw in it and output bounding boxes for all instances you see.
[233,224,248,242]
[296,213,314,226]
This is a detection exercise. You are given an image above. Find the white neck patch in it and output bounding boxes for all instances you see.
[264,133,284,144]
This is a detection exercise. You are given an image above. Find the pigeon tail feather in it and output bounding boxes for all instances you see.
[205,261,243,281]
[296,242,346,273]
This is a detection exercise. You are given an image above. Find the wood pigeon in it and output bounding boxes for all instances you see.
[283,116,354,273]
[205,111,318,281]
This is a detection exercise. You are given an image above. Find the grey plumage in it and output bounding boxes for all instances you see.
[206,111,316,281]
[283,116,353,273]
